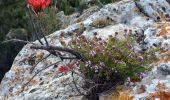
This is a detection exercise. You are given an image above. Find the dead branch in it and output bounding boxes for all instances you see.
[71,72,84,96]
[1,39,35,44]
[30,45,83,59]
[26,6,44,45]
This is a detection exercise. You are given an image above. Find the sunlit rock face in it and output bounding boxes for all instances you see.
[0,0,170,99]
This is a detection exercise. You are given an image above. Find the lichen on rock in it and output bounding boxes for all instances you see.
[1,0,170,100]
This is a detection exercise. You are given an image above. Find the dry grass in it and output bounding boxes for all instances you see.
[92,17,111,28]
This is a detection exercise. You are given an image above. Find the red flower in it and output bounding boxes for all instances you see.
[58,63,77,73]
[67,63,75,69]
[27,0,51,16]
[58,66,68,73]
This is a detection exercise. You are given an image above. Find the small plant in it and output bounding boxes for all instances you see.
[92,17,111,28]
[72,23,86,35]
[68,32,158,99]
[37,7,62,35]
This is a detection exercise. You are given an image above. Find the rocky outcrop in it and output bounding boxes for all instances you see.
[6,28,28,40]
[1,0,170,99]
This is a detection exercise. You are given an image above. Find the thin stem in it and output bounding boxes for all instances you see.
[36,19,49,46]
[26,6,43,45]
[71,72,84,95]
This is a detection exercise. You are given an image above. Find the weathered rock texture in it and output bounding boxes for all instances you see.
[1,0,170,99]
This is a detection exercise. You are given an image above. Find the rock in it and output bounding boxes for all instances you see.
[6,28,28,40]
[1,0,170,99]
[167,0,170,4]
[158,63,170,75]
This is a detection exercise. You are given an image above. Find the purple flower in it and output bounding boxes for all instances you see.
[129,29,132,33]
[115,60,123,64]
[76,33,81,37]
[137,56,143,62]
[97,37,102,41]
[90,40,95,46]
[99,61,105,67]
[112,46,122,54]
[125,77,131,86]
[95,47,101,52]
[75,60,80,66]
[139,72,145,80]
[80,35,86,40]
[99,41,104,45]
[128,52,135,58]
[124,29,128,33]
[94,65,99,73]
[93,32,98,36]
[85,60,91,67]
[90,51,97,57]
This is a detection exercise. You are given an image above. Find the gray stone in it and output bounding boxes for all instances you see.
[1,0,170,99]
[158,64,170,75]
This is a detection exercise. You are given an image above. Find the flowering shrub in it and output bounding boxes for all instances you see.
[68,32,158,99]
[25,1,158,99]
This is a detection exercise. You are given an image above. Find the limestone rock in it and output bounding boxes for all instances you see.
[6,28,28,40]
[1,0,170,99]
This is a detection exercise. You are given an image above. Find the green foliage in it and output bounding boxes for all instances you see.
[92,17,111,28]
[70,32,158,99]
[0,0,29,41]
[55,0,122,15]
[36,7,62,35]
[99,0,120,4]
[55,0,91,15]
[0,0,28,81]
[56,0,86,15]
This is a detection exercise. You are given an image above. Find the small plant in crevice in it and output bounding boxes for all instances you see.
[67,32,159,99]
[91,17,112,28]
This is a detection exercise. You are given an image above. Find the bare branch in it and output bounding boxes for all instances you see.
[36,18,49,46]
[26,6,44,45]
[71,72,84,96]
[1,39,35,44]
[30,45,83,59]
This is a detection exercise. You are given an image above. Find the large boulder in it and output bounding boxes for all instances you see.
[6,28,28,40]
[1,0,170,99]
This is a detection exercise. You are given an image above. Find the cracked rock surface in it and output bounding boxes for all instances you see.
[1,0,170,99]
